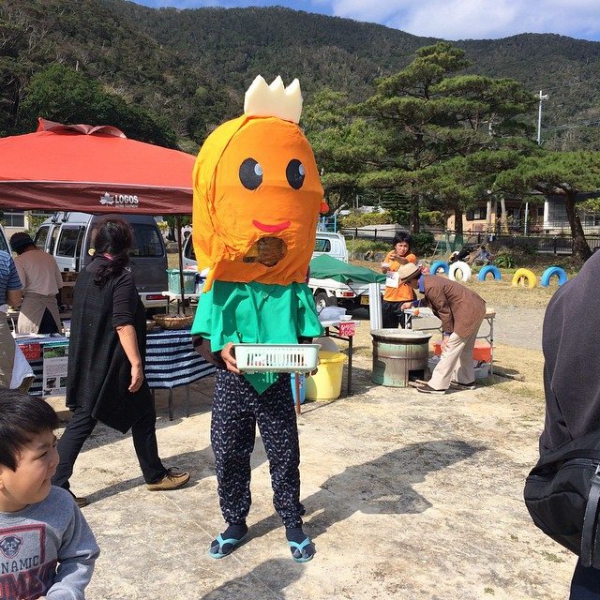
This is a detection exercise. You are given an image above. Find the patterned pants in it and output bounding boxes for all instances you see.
[211,370,303,529]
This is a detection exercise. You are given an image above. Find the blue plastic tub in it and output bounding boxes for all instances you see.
[167,269,196,294]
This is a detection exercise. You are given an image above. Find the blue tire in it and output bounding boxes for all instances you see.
[430,260,449,275]
[540,266,568,287]
[477,265,502,282]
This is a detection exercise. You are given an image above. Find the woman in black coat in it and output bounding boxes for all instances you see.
[52,218,189,506]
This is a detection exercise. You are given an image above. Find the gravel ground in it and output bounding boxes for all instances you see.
[481,306,545,351]
[46,290,565,599]
[59,341,575,600]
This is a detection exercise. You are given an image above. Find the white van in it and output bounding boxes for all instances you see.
[34,212,168,314]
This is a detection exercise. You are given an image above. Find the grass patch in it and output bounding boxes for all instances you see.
[541,551,565,563]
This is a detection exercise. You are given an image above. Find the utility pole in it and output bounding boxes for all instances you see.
[537,90,549,145]
[528,90,549,237]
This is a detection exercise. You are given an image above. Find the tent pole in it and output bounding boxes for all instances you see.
[176,215,185,315]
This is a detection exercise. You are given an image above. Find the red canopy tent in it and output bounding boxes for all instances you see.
[0,118,197,313]
[0,118,195,214]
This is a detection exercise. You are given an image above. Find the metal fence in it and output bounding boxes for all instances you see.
[341,226,600,256]
[341,226,405,243]
[474,233,600,255]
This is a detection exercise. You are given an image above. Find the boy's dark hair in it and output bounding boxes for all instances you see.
[0,390,59,471]
[392,231,412,247]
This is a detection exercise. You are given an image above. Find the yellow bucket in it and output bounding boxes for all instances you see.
[305,351,346,401]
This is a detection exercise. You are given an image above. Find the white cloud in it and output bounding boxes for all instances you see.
[131,0,600,41]
[325,0,600,40]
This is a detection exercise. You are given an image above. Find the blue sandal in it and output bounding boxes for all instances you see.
[208,533,247,559]
[288,537,316,563]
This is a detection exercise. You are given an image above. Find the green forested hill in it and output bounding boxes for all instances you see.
[103,3,429,96]
[0,0,229,146]
[2,0,600,150]
[459,34,600,141]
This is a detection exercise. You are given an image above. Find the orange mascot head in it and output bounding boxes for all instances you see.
[192,76,327,290]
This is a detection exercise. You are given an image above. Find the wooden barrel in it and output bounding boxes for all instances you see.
[371,329,432,387]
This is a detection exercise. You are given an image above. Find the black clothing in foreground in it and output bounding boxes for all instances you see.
[540,250,600,454]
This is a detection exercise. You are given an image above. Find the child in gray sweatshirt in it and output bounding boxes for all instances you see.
[0,390,99,599]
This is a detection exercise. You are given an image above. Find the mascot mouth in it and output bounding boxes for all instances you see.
[243,237,288,267]
[252,220,290,234]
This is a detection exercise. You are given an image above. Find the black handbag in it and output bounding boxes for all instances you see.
[524,430,600,568]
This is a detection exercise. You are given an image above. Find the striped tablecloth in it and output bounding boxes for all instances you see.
[17,329,215,397]
[144,328,215,389]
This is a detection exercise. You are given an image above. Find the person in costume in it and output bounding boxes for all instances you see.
[191,75,327,562]
[381,231,417,329]
[52,217,189,507]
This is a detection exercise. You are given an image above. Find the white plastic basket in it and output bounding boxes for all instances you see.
[234,344,320,374]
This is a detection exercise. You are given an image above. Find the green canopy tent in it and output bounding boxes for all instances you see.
[309,254,385,284]
[309,255,385,329]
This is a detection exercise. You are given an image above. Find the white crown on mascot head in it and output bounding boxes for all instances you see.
[244,76,303,124]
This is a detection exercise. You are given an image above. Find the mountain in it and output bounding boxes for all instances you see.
[2,0,600,149]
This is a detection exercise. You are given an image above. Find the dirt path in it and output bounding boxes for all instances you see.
[68,350,575,600]
[490,306,545,350]
[49,301,567,600]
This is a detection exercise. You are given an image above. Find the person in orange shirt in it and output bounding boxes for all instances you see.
[381,232,417,329]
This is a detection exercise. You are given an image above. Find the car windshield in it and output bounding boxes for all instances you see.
[130,224,163,257]
[314,238,331,252]
[184,237,196,261]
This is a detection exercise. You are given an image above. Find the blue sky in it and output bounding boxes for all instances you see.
[130,0,600,41]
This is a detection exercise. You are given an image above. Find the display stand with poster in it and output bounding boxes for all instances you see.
[16,331,216,420]
[41,342,69,396]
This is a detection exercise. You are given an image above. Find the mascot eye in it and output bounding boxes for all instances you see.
[286,159,305,190]
[239,158,263,190]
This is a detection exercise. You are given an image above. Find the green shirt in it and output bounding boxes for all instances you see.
[192,280,322,392]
